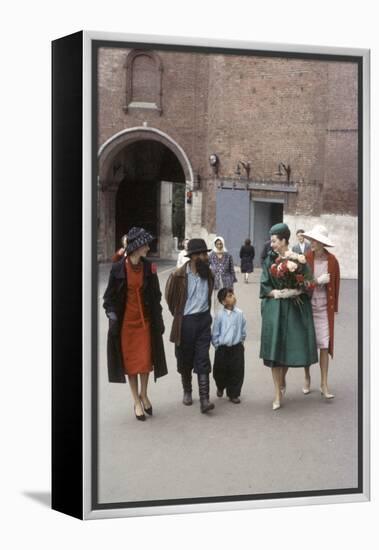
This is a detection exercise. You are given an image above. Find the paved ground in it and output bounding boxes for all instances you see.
[97,261,358,504]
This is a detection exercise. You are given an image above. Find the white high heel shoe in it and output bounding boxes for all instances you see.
[272,400,281,410]
[320,386,335,399]
[302,377,311,395]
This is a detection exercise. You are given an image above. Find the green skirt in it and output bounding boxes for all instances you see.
[260,296,318,367]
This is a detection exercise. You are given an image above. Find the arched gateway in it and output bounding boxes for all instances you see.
[97,127,194,262]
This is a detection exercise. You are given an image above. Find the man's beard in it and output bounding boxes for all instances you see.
[195,258,210,279]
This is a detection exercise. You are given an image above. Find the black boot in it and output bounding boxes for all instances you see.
[198,374,215,413]
[181,371,193,405]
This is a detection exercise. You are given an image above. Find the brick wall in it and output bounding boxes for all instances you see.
[97,47,359,267]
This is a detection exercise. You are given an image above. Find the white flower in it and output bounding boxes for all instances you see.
[298,254,306,264]
[287,260,298,272]
[285,250,299,260]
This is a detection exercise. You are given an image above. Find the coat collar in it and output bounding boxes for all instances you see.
[112,257,126,279]
[176,261,214,286]
[112,256,152,279]
[176,262,189,278]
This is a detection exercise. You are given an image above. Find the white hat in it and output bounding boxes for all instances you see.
[302,225,334,247]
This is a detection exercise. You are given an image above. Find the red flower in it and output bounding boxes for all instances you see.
[296,274,304,283]
[275,257,281,264]
[151,262,158,274]
[270,264,278,276]
[280,262,288,273]
[306,281,316,290]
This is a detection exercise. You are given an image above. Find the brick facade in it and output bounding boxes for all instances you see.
[97,47,358,276]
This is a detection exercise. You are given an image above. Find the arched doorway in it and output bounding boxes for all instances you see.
[98,127,194,261]
[114,140,185,254]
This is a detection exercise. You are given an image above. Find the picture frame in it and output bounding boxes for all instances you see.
[52,30,370,520]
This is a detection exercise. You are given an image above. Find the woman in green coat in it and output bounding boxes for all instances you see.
[260,223,318,410]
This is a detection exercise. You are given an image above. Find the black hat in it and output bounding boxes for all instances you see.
[126,227,154,254]
[185,238,211,257]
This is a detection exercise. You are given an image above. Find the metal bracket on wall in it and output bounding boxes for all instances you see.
[218,181,298,193]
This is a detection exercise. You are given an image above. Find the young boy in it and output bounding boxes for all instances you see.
[212,288,246,403]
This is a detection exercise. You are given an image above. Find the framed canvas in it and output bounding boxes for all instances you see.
[52,31,370,520]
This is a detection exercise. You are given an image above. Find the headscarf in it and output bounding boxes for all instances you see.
[212,235,227,253]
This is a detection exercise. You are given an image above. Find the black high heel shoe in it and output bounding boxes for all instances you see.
[139,396,153,416]
[134,405,146,421]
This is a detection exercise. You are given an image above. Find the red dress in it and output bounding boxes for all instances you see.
[120,260,153,375]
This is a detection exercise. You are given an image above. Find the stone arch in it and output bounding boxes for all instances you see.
[97,127,194,261]
[98,126,194,187]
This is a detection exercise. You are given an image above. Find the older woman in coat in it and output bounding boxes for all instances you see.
[103,227,167,421]
[239,238,255,283]
[302,225,340,398]
[209,236,237,310]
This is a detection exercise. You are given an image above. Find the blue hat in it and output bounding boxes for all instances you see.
[126,227,154,254]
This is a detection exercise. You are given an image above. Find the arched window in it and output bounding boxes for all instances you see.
[124,50,163,115]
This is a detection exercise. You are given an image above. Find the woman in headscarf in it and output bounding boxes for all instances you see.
[103,227,167,421]
[208,236,237,310]
[301,225,340,398]
[260,223,318,410]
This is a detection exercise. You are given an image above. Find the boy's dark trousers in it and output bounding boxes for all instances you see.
[213,342,245,399]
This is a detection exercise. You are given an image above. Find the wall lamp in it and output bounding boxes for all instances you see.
[275,162,291,183]
[209,153,220,176]
[235,160,251,179]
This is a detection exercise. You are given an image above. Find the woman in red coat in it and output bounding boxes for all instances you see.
[103,227,167,421]
[302,225,340,398]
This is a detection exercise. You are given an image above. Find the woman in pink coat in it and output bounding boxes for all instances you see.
[302,225,340,399]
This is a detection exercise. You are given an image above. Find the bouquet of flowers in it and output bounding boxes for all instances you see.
[270,251,315,303]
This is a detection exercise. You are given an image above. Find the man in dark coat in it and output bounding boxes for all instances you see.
[165,238,215,413]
